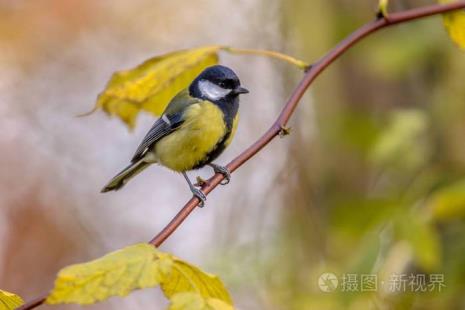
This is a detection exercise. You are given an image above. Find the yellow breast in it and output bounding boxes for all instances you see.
[154,101,227,172]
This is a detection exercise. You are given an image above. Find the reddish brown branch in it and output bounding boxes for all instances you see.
[18,2,465,309]
[150,0,465,247]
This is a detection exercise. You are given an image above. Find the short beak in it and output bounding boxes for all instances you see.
[233,86,249,95]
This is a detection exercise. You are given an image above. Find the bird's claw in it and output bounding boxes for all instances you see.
[190,187,206,207]
[210,164,231,185]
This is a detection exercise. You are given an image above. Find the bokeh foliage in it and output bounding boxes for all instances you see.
[1,1,465,309]
[242,0,465,309]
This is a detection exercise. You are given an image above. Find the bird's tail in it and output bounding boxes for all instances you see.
[101,160,150,193]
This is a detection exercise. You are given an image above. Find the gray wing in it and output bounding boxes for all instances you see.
[131,89,201,163]
[131,113,184,162]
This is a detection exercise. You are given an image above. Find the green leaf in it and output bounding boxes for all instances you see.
[429,180,465,221]
[162,257,233,305]
[439,0,465,50]
[46,243,172,305]
[0,289,24,310]
[167,292,234,310]
[92,46,222,129]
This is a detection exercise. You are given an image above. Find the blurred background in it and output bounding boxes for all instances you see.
[1,0,465,309]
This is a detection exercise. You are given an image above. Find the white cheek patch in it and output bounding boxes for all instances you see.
[198,80,231,101]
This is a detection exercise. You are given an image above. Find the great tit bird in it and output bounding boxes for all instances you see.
[101,65,249,206]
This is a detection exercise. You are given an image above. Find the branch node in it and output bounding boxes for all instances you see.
[194,176,208,187]
[279,125,292,138]
[304,64,314,73]
[375,9,390,22]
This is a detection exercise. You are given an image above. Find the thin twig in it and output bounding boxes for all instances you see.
[17,2,465,309]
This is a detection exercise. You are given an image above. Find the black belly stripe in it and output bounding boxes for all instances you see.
[192,129,231,169]
[191,97,239,170]
[192,98,239,169]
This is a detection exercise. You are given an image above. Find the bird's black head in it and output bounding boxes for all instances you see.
[189,65,249,102]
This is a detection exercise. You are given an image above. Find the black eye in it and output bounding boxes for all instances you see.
[219,79,234,88]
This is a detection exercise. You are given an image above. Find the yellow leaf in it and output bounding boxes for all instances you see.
[46,243,172,305]
[46,243,233,307]
[95,46,221,129]
[162,257,233,305]
[429,180,465,220]
[0,289,24,310]
[439,0,465,50]
[378,0,389,17]
[167,292,234,310]
[87,45,307,128]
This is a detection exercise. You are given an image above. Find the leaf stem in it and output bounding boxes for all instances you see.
[223,47,309,69]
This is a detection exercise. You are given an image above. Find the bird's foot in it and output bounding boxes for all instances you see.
[209,163,231,185]
[190,186,207,207]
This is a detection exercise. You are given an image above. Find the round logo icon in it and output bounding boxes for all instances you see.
[318,273,338,292]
